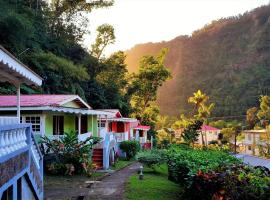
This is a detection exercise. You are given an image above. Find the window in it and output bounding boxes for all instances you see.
[75,115,88,134]
[53,116,64,135]
[98,120,106,128]
[248,146,252,151]
[25,116,41,134]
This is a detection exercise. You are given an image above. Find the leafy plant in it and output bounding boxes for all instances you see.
[181,120,203,146]
[119,140,140,160]
[136,149,166,170]
[184,164,270,200]
[166,145,240,186]
[41,131,101,175]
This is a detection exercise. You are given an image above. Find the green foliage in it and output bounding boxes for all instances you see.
[136,149,166,169]
[166,145,240,186]
[119,140,140,160]
[188,90,214,121]
[41,131,101,175]
[91,24,116,59]
[257,95,270,126]
[246,107,259,129]
[130,49,171,128]
[156,129,171,148]
[181,120,203,145]
[0,0,133,115]
[185,165,270,200]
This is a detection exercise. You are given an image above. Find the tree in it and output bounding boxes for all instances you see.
[257,95,270,126]
[187,90,214,145]
[156,129,171,148]
[91,24,116,59]
[47,0,113,41]
[246,107,258,129]
[182,120,203,146]
[156,115,172,130]
[188,90,214,121]
[96,51,130,113]
[130,48,171,127]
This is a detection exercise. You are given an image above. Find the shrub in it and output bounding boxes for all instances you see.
[136,149,166,169]
[184,164,270,200]
[41,131,101,175]
[119,140,140,160]
[166,145,240,186]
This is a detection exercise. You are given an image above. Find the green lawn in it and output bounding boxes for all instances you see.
[111,159,135,170]
[125,164,182,200]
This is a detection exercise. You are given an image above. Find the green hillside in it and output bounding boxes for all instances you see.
[125,5,270,117]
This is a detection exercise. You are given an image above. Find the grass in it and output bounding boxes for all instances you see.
[111,159,135,170]
[125,164,182,200]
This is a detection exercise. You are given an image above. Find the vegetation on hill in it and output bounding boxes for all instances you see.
[0,0,170,132]
[125,5,270,118]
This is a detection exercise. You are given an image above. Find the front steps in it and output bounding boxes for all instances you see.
[92,148,103,169]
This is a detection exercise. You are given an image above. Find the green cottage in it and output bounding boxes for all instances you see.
[0,95,106,140]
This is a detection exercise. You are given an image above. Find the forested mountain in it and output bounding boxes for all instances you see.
[125,5,270,117]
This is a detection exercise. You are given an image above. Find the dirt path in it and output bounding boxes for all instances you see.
[83,162,140,200]
[44,162,140,200]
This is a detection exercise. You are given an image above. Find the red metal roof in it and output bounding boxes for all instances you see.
[134,125,151,130]
[0,95,78,107]
[200,125,220,131]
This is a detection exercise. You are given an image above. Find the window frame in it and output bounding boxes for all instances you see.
[21,115,42,135]
[53,115,64,135]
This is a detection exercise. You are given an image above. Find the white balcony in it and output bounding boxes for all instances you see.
[0,117,19,126]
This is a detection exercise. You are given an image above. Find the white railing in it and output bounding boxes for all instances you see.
[0,117,19,126]
[0,126,27,156]
[78,132,92,142]
[0,123,43,199]
[99,128,107,140]
[31,136,41,169]
[139,137,146,143]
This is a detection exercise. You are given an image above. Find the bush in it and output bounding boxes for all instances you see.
[166,145,240,186]
[184,164,270,200]
[41,131,101,175]
[136,149,166,169]
[119,140,140,160]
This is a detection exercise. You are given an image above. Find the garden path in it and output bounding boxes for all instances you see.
[83,162,140,200]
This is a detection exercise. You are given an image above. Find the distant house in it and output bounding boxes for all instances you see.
[197,125,221,145]
[243,129,268,156]
[0,95,107,141]
[98,109,151,149]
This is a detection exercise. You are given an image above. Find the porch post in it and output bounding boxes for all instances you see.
[78,114,81,135]
[16,83,21,123]
[91,115,94,133]
[98,115,101,136]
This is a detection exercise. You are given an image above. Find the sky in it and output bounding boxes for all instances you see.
[83,0,269,56]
